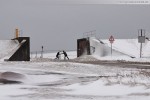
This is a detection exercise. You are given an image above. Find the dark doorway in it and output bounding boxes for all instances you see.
[77,38,90,57]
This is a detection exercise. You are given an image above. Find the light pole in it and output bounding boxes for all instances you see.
[41,46,44,58]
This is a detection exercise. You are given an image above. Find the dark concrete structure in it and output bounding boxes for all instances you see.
[8,37,30,61]
[77,38,90,57]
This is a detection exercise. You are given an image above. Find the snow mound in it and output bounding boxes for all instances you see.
[73,55,99,62]
[90,37,150,59]
[0,40,20,61]
[0,71,25,84]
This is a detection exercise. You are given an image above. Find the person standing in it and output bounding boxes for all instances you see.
[62,51,69,60]
[55,51,60,59]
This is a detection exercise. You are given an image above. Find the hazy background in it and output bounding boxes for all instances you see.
[0,0,150,52]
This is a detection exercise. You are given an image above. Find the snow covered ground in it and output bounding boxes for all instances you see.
[102,38,150,58]
[31,51,77,61]
[1,58,150,100]
[90,37,150,59]
[1,38,150,100]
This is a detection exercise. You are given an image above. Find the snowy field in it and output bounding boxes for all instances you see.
[1,56,150,100]
[1,38,150,100]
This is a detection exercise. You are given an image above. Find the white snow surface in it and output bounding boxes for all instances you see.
[0,40,20,61]
[1,60,150,100]
[1,38,150,99]
[90,37,150,58]
[87,37,150,62]
[31,51,77,59]
[102,39,150,58]
[62,80,150,96]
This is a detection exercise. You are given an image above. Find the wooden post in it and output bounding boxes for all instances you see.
[15,28,19,38]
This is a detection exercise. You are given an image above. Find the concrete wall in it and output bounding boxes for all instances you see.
[77,38,90,57]
[8,37,30,61]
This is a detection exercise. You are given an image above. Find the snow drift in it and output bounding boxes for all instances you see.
[89,37,150,58]
[0,40,20,61]
[0,71,25,84]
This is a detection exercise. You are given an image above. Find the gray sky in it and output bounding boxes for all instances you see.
[0,0,150,52]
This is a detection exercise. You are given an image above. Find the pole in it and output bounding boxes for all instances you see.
[15,28,19,38]
[111,43,112,56]
[41,46,43,58]
[140,43,142,58]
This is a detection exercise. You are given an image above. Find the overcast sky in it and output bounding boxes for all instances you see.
[0,0,150,52]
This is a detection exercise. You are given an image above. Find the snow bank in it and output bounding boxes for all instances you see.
[89,37,150,60]
[0,71,26,84]
[102,38,150,58]
[90,37,130,57]
[0,40,20,61]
